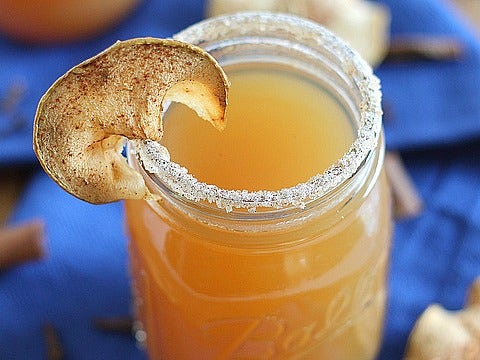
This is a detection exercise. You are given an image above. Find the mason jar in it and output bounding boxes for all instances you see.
[126,12,391,360]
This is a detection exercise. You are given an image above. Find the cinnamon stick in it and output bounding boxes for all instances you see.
[385,35,465,62]
[0,220,45,270]
[385,151,423,219]
[43,324,64,360]
[92,316,134,334]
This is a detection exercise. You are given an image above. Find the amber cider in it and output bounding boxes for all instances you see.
[161,67,354,191]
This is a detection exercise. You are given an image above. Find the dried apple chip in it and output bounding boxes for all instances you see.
[33,37,229,204]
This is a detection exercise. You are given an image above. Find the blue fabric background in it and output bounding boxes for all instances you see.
[1,0,480,359]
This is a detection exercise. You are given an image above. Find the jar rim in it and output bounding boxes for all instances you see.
[133,12,382,213]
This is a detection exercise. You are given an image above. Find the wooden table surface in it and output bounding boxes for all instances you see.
[0,0,479,225]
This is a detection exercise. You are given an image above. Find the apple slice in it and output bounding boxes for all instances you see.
[33,37,229,204]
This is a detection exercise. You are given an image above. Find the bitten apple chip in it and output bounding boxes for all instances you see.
[33,38,229,204]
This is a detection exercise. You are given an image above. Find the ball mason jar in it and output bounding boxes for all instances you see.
[126,12,391,360]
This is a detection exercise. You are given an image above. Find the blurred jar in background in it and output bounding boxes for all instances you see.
[205,0,390,67]
[0,0,140,45]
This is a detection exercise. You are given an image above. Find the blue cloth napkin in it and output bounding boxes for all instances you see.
[1,0,480,359]
[376,0,480,150]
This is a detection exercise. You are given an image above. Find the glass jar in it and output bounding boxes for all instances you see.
[126,12,391,360]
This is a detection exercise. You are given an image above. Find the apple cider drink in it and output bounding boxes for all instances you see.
[126,13,391,360]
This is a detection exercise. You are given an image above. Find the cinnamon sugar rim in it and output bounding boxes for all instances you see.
[134,12,382,212]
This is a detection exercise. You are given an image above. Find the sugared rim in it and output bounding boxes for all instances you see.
[135,12,382,212]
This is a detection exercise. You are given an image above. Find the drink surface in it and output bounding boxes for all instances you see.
[161,67,354,190]
[126,66,391,359]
